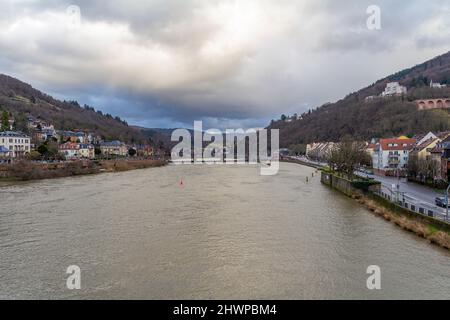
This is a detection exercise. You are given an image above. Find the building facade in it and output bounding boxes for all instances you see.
[59,142,95,159]
[372,136,416,176]
[0,131,31,158]
[100,140,128,156]
[381,82,407,97]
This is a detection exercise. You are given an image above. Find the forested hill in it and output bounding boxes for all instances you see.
[269,50,450,148]
[0,74,145,143]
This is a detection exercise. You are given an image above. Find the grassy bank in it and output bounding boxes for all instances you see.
[0,159,167,181]
[352,193,450,250]
[319,167,450,250]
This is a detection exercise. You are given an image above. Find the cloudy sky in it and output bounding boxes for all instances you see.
[0,0,449,129]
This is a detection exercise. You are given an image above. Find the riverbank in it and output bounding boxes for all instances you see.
[355,194,450,250]
[321,170,450,250]
[280,157,323,169]
[0,159,167,181]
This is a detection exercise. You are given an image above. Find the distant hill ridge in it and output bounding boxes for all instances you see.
[269,50,450,148]
[0,74,145,143]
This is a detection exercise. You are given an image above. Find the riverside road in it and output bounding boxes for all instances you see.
[290,156,449,220]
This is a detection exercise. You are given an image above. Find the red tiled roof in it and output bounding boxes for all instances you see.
[379,138,416,151]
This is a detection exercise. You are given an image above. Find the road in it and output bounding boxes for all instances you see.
[288,156,449,219]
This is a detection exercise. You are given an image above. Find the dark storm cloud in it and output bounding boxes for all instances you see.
[0,0,448,128]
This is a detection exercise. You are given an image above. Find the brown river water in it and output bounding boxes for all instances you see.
[0,162,449,299]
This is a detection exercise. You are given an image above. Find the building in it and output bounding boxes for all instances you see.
[430,79,447,89]
[372,136,416,176]
[381,82,407,97]
[412,132,438,146]
[78,144,95,159]
[135,144,154,157]
[59,142,95,159]
[409,138,441,162]
[306,142,336,161]
[0,146,9,158]
[58,142,79,159]
[0,131,31,158]
[432,136,450,182]
[100,140,128,156]
[365,143,376,157]
[57,131,87,143]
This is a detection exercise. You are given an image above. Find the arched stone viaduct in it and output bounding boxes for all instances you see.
[416,98,450,110]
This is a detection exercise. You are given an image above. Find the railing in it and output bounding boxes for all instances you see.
[376,184,448,222]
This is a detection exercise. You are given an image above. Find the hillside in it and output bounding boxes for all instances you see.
[269,51,450,148]
[0,74,145,143]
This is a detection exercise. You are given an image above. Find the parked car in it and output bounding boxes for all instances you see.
[435,197,448,208]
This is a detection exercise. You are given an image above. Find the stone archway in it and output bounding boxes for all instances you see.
[437,100,444,108]
[418,101,426,110]
[446,100,450,108]
[428,100,436,109]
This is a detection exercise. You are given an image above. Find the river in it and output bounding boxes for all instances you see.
[0,162,449,299]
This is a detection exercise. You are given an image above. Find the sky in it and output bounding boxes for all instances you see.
[0,0,449,129]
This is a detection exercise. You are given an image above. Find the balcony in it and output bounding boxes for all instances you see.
[388,157,400,165]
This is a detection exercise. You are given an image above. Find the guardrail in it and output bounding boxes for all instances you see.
[376,184,448,222]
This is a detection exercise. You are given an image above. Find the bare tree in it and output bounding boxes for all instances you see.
[327,138,370,179]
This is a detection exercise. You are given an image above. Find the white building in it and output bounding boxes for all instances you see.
[0,131,31,158]
[372,136,416,175]
[381,82,407,97]
[430,79,447,88]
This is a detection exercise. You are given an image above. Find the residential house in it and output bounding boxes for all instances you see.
[99,140,128,156]
[412,132,438,146]
[408,137,442,181]
[78,144,95,159]
[372,136,416,176]
[135,144,154,157]
[430,144,444,181]
[0,131,31,158]
[58,142,79,159]
[57,131,87,143]
[306,142,336,161]
[409,137,441,162]
[59,142,95,159]
[435,136,450,182]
